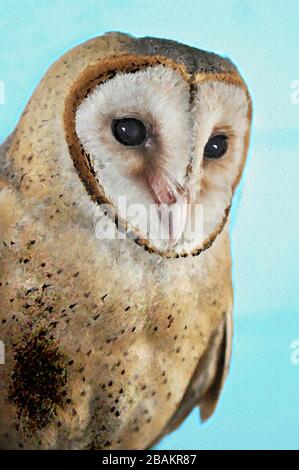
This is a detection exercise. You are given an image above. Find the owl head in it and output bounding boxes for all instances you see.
[15,33,252,258]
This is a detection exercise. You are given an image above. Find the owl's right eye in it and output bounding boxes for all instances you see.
[111,118,147,147]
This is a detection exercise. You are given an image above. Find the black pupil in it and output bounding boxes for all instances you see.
[112,118,147,146]
[204,134,228,159]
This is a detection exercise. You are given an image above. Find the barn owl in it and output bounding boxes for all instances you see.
[0,32,252,450]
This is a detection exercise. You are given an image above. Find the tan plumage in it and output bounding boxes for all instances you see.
[0,32,251,449]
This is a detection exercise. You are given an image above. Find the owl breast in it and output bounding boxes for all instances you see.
[0,196,231,449]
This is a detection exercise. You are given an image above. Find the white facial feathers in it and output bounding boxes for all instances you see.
[76,65,191,188]
[75,66,192,250]
[75,65,250,255]
[190,81,250,246]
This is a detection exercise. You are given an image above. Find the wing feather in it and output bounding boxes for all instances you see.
[155,305,233,443]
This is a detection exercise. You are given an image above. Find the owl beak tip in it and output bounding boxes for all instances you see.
[147,172,185,206]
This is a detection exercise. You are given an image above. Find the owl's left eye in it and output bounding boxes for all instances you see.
[204,134,228,159]
[111,117,147,147]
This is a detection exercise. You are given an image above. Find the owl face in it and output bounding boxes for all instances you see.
[64,44,251,257]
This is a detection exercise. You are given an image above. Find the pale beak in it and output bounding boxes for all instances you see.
[147,171,188,247]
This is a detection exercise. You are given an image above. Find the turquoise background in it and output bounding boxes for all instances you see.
[0,0,298,450]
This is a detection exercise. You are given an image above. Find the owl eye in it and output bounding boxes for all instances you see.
[204,134,228,159]
[111,118,147,147]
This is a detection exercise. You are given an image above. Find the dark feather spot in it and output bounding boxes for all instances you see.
[9,329,68,432]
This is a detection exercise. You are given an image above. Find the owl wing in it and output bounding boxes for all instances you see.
[0,137,11,194]
[0,134,13,185]
[198,307,233,421]
[158,305,233,440]
[0,134,22,240]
